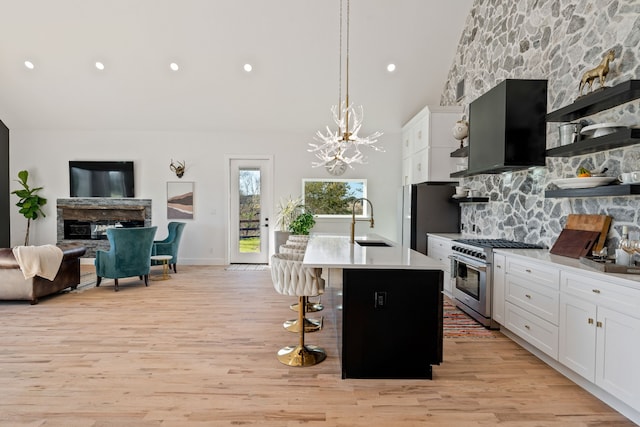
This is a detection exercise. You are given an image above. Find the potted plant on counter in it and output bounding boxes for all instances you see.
[289,211,316,236]
[11,170,47,246]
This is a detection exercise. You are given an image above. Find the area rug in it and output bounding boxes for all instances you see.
[225,264,270,271]
[443,299,499,339]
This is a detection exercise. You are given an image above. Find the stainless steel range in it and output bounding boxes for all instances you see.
[450,239,542,329]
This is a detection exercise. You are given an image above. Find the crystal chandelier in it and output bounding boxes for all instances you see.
[308,0,383,176]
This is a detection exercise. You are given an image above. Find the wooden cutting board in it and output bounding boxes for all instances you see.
[565,214,611,252]
[550,229,601,259]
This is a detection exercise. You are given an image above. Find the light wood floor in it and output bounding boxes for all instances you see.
[0,265,635,426]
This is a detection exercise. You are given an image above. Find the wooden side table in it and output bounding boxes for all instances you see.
[150,255,173,280]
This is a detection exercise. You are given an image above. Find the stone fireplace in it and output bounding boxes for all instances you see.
[57,198,152,257]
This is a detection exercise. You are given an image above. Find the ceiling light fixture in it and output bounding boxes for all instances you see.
[170,62,179,71]
[24,60,34,69]
[387,63,396,72]
[309,0,383,176]
[95,61,105,71]
[243,63,253,72]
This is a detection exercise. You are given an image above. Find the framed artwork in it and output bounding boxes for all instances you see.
[167,182,194,220]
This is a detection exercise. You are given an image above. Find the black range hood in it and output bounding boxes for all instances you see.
[467,79,548,175]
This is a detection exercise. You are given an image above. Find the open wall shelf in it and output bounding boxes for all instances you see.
[450,146,468,157]
[546,80,640,122]
[545,79,640,199]
[451,196,489,203]
[545,184,640,199]
[546,128,640,157]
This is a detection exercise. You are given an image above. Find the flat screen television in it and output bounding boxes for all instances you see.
[69,161,135,197]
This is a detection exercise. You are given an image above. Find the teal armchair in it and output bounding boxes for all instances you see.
[152,222,186,273]
[95,226,157,291]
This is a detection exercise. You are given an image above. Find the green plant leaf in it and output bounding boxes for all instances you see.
[17,170,28,184]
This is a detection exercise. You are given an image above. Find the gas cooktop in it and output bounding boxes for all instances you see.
[454,238,543,249]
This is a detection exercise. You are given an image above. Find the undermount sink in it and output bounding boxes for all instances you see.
[355,240,391,247]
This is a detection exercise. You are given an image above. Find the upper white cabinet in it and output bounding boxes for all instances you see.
[401,105,462,185]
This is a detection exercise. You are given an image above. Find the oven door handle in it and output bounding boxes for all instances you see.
[449,254,488,272]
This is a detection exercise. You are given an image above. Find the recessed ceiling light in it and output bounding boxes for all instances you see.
[170,62,179,71]
[243,63,253,72]
[95,61,105,71]
[24,60,34,69]
[387,63,396,72]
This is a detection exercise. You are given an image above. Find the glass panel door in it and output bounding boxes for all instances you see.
[238,167,261,254]
[229,158,271,264]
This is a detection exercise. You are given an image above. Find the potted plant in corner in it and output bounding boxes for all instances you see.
[11,170,47,246]
[275,196,303,252]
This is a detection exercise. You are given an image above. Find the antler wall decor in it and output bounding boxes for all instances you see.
[170,159,186,178]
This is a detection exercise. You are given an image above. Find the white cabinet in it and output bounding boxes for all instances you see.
[427,235,454,297]
[496,251,640,418]
[559,271,640,410]
[491,253,506,325]
[401,105,462,184]
[503,256,560,359]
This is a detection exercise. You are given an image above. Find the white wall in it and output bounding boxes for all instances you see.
[9,129,402,263]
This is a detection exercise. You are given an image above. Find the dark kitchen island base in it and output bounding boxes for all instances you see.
[334,268,443,379]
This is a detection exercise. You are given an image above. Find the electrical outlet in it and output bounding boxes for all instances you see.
[374,291,387,308]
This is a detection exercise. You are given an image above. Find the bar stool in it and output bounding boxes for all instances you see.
[280,244,324,314]
[287,235,310,244]
[271,253,326,366]
[279,244,306,255]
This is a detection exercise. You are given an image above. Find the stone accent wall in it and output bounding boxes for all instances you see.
[56,198,152,257]
[441,0,640,250]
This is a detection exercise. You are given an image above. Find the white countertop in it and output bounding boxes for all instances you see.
[303,233,444,270]
[427,233,463,241]
[494,248,640,290]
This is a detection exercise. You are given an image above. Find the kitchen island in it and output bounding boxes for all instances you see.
[303,233,445,379]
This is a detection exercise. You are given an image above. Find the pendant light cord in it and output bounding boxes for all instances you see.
[338,0,342,119]
[342,0,351,141]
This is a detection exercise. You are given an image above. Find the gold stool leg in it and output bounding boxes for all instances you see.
[290,297,324,313]
[283,316,323,333]
[277,296,326,367]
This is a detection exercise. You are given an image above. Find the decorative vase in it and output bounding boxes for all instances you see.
[452,118,469,149]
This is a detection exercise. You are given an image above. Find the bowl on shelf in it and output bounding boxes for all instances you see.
[580,123,627,138]
[552,177,617,189]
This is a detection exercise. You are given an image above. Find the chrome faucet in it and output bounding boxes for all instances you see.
[350,198,374,243]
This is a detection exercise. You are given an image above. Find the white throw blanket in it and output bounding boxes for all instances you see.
[12,245,64,281]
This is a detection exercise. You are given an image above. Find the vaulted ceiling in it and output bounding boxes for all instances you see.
[0,0,473,133]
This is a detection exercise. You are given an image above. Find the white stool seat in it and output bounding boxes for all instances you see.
[271,253,323,297]
[280,244,306,255]
[287,235,310,244]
